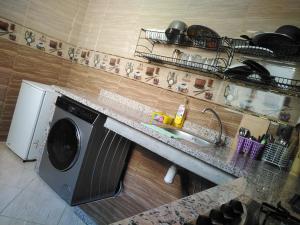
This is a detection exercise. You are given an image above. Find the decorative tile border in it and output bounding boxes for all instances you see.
[1,17,299,124]
[0,17,221,103]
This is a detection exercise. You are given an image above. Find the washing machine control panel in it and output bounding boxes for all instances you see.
[56,96,99,124]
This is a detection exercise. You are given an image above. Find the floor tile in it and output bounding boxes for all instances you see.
[0,143,36,189]
[58,207,87,225]
[0,183,22,212]
[0,215,42,225]
[1,184,67,225]
[0,142,87,225]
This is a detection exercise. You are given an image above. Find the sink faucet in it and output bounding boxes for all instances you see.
[201,108,224,146]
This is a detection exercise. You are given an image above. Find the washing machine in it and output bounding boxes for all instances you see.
[39,96,131,206]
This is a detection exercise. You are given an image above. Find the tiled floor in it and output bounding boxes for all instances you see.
[0,142,86,225]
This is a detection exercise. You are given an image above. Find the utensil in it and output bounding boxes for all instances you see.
[165,20,187,43]
[275,25,300,44]
[172,49,183,61]
[187,25,220,38]
[187,25,220,49]
[240,32,298,55]
[224,64,253,79]
[241,59,271,81]
[239,127,250,137]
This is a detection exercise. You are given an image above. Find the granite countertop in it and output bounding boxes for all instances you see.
[52,86,300,225]
[53,86,251,178]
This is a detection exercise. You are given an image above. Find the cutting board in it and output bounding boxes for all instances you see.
[232,114,271,150]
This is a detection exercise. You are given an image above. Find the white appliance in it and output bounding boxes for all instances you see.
[6,80,59,161]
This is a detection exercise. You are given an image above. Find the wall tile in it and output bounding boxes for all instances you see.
[0,0,29,25]
[24,0,86,43]
[116,77,162,108]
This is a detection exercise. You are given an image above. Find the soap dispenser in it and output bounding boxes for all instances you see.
[173,97,188,128]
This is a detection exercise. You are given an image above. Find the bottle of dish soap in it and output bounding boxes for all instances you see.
[173,98,188,128]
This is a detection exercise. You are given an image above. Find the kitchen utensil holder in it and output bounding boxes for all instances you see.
[262,142,295,169]
[236,136,264,159]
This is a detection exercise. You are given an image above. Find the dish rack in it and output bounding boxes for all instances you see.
[232,38,300,62]
[226,73,300,94]
[134,28,235,79]
[262,142,295,168]
[135,28,300,95]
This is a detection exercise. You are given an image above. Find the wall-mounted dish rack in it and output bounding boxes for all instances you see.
[134,28,300,95]
[225,73,300,95]
[232,38,300,62]
[134,29,235,79]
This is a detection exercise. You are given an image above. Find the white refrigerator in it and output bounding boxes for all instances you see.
[6,80,58,161]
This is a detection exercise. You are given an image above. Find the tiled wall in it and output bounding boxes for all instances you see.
[1,16,299,125]
[1,1,300,141]
[0,37,242,141]
[63,63,243,138]
[78,0,300,58]
[0,0,88,45]
[2,0,300,58]
[0,38,70,140]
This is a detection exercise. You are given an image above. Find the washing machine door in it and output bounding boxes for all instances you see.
[47,118,80,171]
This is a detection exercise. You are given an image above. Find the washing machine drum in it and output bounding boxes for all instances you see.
[47,118,80,171]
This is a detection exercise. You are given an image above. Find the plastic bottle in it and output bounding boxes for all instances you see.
[173,98,188,128]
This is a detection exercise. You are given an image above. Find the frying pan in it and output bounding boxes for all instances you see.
[224,63,253,79]
[187,25,220,49]
[240,32,298,55]
[242,59,271,80]
[187,25,220,38]
[225,61,275,85]
[276,25,300,44]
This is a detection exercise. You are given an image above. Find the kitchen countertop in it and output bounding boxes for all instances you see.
[52,86,300,225]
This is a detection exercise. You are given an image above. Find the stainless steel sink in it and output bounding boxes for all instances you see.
[161,127,212,147]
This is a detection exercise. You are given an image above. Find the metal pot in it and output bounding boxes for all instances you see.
[165,20,187,43]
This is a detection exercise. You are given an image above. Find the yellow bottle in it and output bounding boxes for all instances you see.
[173,98,188,128]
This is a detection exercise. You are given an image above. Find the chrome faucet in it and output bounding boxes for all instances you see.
[202,108,223,146]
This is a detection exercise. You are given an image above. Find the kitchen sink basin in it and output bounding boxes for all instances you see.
[142,123,212,147]
[161,127,212,147]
